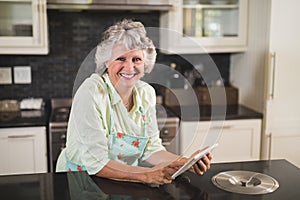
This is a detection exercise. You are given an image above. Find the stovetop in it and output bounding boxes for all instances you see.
[50,107,71,123]
[49,98,72,125]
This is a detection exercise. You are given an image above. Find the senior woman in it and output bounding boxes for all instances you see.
[56,19,212,185]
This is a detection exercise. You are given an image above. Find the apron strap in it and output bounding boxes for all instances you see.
[101,75,115,135]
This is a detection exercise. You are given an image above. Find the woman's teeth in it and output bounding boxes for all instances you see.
[119,73,136,79]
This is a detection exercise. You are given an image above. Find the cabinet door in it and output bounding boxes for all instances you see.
[180,119,261,163]
[0,127,47,175]
[0,0,48,54]
[262,0,300,168]
[160,0,248,54]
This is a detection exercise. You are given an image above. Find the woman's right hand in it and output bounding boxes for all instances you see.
[143,160,186,185]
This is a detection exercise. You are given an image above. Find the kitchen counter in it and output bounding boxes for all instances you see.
[168,104,263,121]
[0,109,49,128]
[0,102,261,127]
[0,100,50,128]
[0,159,299,200]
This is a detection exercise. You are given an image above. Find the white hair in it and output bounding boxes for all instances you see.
[95,19,157,74]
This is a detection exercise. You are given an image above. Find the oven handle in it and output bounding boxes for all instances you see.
[50,128,67,133]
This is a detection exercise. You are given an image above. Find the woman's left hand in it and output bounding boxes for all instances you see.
[179,152,213,176]
[191,152,212,175]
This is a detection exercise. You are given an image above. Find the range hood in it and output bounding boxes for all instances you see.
[47,0,173,11]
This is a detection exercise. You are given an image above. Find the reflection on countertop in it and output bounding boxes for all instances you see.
[0,160,299,200]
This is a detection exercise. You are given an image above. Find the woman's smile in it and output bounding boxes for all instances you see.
[119,72,138,79]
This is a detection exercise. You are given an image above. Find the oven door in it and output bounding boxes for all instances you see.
[49,126,67,172]
[157,117,180,154]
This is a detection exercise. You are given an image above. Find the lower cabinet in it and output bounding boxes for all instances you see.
[180,119,261,163]
[268,129,300,168]
[0,127,47,175]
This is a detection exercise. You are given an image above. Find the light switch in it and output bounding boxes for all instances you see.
[14,66,31,84]
[0,67,12,84]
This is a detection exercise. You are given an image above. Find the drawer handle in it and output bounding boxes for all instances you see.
[8,135,34,139]
[211,125,233,130]
[50,128,67,133]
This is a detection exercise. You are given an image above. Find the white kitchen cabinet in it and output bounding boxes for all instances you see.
[261,0,300,168]
[159,0,248,54]
[0,126,47,175]
[0,0,48,54]
[180,119,261,163]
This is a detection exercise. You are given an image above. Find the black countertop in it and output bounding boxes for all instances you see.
[0,109,49,128]
[0,96,261,128]
[0,99,50,128]
[0,159,299,200]
[168,104,263,121]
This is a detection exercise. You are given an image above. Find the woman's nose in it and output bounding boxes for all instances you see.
[123,60,135,70]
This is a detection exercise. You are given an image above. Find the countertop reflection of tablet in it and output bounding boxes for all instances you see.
[171,143,218,179]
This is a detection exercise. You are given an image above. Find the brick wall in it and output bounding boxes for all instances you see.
[0,10,230,100]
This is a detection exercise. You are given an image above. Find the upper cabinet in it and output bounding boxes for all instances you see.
[0,0,48,55]
[160,0,248,54]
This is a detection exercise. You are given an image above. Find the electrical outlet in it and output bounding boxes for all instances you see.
[14,66,32,84]
[0,67,12,84]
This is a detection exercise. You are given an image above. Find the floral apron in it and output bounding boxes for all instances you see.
[65,75,149,172]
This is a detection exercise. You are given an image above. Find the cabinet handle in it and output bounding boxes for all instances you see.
[8,135,34,139]
[269,52,276,99]
[268,132,272,160]
[211,125,233,130]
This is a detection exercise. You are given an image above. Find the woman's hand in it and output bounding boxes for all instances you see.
[180,151,213,176]
[143,160,185,185]
[192,152,212,175]
[142,150,212,184]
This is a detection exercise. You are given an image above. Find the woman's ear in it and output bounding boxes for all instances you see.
[105,60,112,69]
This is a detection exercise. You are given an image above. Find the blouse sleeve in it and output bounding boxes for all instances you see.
[67,75,110,175]
[140,85,166,162]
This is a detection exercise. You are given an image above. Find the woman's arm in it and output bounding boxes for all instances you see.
[96,150,212,184]
[95,159,183,184]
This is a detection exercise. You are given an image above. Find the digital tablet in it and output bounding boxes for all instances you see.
[171,143,218,179]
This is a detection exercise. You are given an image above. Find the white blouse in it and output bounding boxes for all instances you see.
[56,73,165,175]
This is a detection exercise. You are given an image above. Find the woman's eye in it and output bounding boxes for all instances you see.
[116,57,125,61]
[133,57,142,62]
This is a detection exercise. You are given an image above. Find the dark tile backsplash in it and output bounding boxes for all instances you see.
[0,10,230,100]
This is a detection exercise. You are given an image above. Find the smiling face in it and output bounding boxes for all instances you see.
[106,45,145,90]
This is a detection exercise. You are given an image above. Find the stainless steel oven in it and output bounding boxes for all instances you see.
[156,104,180,154]
[158,117,180,154]
[48,98,71,172]
[49,98,180,172]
